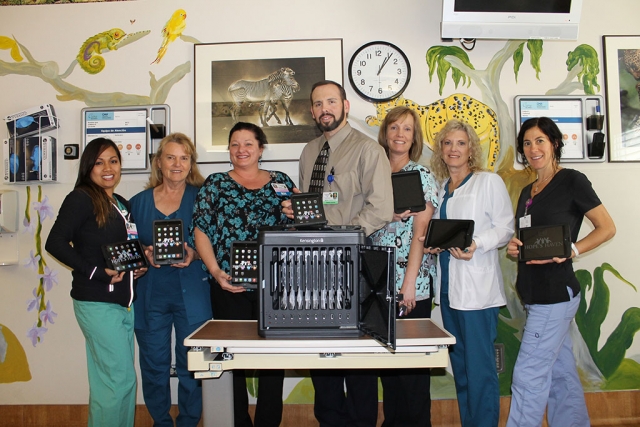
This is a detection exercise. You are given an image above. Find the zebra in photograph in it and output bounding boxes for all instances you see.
[228,67,300,126]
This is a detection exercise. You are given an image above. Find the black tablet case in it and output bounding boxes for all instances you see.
[102,239,148,272]
[518,224,571,261]
[424,219,474,250]
[391,170,426,214]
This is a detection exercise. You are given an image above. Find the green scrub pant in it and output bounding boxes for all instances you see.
[74,300,136,427]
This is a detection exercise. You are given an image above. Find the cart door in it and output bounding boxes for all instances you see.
[358,245,396,349]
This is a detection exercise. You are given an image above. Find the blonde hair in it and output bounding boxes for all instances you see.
[430,119,484,182]
[377,106,424,161]
[146,133,205,189]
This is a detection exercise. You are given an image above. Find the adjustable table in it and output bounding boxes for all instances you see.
[186,319,455,427]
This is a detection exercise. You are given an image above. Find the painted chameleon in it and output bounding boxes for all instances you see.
[76,28,126,74]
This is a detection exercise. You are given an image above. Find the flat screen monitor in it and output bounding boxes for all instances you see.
[441,0,583,40]
[515,96,584,160]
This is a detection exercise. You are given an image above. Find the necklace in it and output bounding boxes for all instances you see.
[532,170,556,195]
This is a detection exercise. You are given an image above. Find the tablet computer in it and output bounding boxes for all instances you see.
[230,240,259,289]
[102,239,149,272]
[391,170,426,214]
[424,219,474,250]
[291,192,327,227]
[518,224,571,261]
[152,219,185,265]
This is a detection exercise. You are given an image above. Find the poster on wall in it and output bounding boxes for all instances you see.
[603,35,640,162]
[194,39,343,163]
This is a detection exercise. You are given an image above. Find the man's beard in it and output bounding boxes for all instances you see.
[315,109,345,132]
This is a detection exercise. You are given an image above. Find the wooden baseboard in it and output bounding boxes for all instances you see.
[1,390,638,426]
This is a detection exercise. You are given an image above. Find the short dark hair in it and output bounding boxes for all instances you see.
[228,122,269,148]
[309,80,347,103]
[517,117,564,166]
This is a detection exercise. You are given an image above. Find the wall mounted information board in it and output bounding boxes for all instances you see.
[81,104,170,173]
[514,95,606,163]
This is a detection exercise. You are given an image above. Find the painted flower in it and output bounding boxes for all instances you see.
[38,266,58,292]
[23,250,41,272]
[23,217,35,235]
[39,300,57,325]
[26,288,41,312]
[32,195,55,222]
[27,322,48,347]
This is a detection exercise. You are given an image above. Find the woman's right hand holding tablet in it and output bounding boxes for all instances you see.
[507,237,522,258]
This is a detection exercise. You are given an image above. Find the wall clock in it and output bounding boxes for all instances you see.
[348,41,411,102]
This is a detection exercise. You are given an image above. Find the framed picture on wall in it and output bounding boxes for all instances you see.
[194,39,343,164]
[603,35,640,162]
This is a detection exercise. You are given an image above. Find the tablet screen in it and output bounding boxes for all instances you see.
[391,170,426,214]
[424,219,474,250]
[518,224,571,261]
[291,193,327,226]
[231,241,259,289]
[153,219,185,265]
[102,239,148,272]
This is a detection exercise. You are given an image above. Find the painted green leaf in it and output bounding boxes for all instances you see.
[527,40,543,79]
[512,43,525,83]
[602,358,640,390]
[597,307,640,378]
[566,44,601,94]
[246,369,258,397]
[426,46,474,95]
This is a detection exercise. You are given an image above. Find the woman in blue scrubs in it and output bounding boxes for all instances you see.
[130,133,211,427]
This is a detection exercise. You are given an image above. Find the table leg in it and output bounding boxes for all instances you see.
[202,371,235,427]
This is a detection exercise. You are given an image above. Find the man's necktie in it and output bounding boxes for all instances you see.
[308,140,330,194]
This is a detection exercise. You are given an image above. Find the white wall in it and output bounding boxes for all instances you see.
[1,0,639,404]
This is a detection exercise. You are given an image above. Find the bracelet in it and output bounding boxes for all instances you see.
[571,242,580,258]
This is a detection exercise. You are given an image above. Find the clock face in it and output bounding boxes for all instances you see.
[348,41,411,102]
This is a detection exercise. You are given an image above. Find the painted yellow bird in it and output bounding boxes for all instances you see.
[151,9,187,64]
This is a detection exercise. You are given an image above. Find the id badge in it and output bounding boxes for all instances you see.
[519,215,531,229]
[271,183,291,197]
[126,222,139,240]
[323,191,339,205]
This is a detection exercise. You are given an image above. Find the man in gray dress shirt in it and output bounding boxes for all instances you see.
[286,80,393,427]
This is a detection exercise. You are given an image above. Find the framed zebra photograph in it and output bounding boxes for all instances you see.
[194,38,343,163]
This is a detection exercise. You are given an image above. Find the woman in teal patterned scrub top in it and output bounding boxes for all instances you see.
[370,106,438,427]
[192,122,296,427]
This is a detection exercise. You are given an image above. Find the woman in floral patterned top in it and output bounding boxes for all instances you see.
[192,122,295,427]
[370,106,438,427]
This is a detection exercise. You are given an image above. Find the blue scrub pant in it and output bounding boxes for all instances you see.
[135,291,205,427]
[73,300,136,427]
[507,290,589,427]
[440,294,500,427]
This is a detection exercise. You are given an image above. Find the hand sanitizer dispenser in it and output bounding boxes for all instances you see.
[0,190,19,265]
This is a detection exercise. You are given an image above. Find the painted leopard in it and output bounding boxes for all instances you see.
[365,93,500,171]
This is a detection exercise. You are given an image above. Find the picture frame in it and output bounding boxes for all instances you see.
[194,39,343,164]
[603,35,640,162]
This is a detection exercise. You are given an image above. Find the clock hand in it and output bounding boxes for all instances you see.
[377,52,393,76]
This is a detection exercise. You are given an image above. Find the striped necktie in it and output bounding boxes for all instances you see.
[308,140,329,194]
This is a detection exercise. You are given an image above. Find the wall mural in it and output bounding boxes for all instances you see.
[1,0,137,5]
[0,8,197,384]
[1,5,639,400]
[364,40,640,397]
